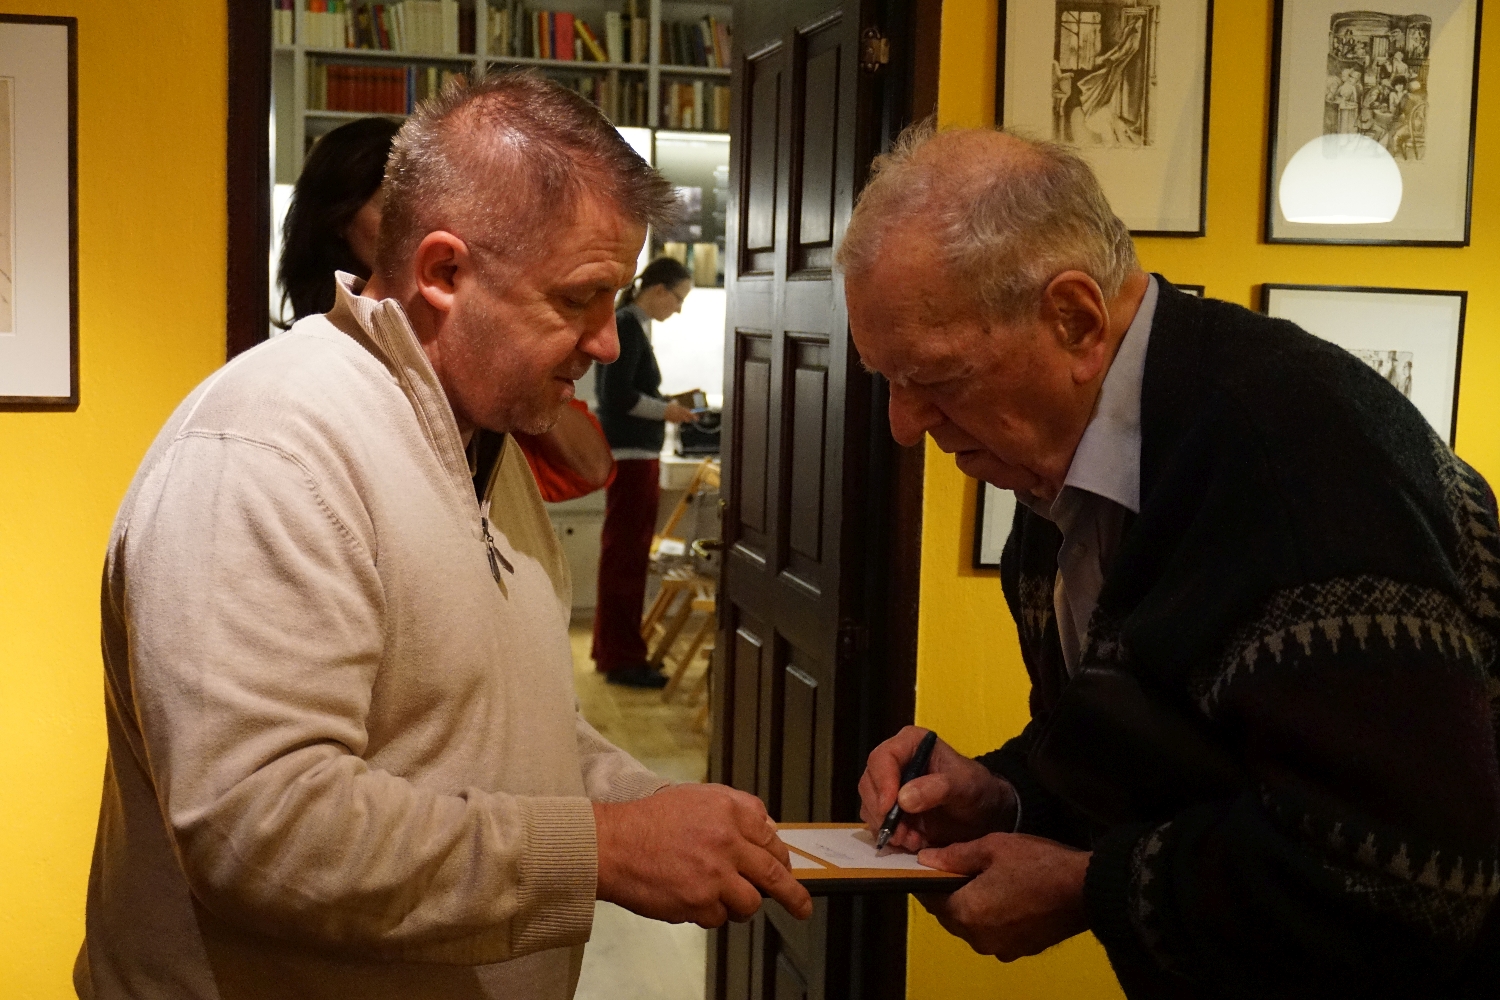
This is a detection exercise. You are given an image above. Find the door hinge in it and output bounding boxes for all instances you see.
[838,621,869,663]
[859,26,890,73]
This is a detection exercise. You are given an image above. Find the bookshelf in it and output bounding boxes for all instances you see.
[271,0,733,186]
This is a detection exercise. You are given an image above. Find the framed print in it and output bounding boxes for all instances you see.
[1261,284,1465,445]
[0,16,77,408]
[998,0,1214,236]
[972,481,1018,570]
[1266,1,1482,245]
[1176,283,1205,296]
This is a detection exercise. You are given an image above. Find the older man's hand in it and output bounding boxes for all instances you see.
[858,726,1017,852]
[594,784,813,927]
[916,833,1092,961]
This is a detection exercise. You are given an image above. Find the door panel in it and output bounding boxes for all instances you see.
[743,46,784,275]
[794,23,843,272]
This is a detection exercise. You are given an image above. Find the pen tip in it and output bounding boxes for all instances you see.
[875,831,890,851]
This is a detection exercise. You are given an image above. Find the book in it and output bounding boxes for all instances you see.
[777,824,970,896]
[575,18,607,63]
[553,12,574,61]
[603,11,623,63]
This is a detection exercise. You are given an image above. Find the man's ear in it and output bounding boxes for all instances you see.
[412,232,469,317]
[1041,271,1111,383]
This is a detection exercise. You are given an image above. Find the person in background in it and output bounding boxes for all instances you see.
[277,116,400,323]
[278,115,613,501]
[592,256,699,688]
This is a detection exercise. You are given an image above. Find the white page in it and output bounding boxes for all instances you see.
[777,828,935,871]
[788,851,823,869]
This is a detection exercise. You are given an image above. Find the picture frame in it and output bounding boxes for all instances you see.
[972,480,1017,570]
[997,0,1214,236]
[1175,283,1205,296]
[1260,284,1465,446]
[0,15,78,409]
[1266,1,1483,246]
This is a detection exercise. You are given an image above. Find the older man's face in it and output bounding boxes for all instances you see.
[440,192,645,435]
[846,231,1089,499]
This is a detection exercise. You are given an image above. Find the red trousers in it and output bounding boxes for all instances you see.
[592,458,660,671]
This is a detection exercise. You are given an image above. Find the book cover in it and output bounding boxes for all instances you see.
[553,12,574,61]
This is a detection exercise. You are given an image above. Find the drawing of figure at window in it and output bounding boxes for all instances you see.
[1052,2,1159,148]
[1323,12,1431,160]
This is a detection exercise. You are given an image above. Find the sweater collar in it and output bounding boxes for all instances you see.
[327,272,476,506]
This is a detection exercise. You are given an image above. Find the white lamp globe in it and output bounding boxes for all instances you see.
[1278,134,1404,224]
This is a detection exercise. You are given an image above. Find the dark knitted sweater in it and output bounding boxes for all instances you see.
[978,280,1500,998]
[597,306,665,452]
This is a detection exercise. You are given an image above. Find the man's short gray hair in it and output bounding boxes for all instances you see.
[836,122,1138,319]
[377,71,680,281]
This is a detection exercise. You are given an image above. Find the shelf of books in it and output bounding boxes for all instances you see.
[273,0,732,182]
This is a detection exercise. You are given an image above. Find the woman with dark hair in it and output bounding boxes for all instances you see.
[277,116,401,324]
[592,256,699,688]
[276,115,615,501]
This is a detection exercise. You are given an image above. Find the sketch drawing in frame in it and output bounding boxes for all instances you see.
[0,15,77,409]
[1266,1,1483,245]
[998,0,1214,236]
[973,481,1018,571]
[1261,284,1465,446]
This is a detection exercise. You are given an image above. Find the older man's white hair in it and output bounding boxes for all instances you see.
[836,122,1139,320]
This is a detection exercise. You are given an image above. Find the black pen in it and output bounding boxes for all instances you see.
[875,729,939,850]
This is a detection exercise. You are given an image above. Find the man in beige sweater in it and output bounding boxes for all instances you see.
[75,73,811,1000]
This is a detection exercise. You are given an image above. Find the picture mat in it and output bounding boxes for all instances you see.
[1003,0,1210,233]
[0,77,11,333]
[1263,286,1462,442]
[1269,0,1478,243]
[975,482,1017,569]
[0,21,71,398]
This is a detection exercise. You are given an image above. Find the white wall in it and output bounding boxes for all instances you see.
[650,286,725,408]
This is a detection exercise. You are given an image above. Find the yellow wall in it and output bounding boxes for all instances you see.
[0,2,226,995]
[909,1,1500,998]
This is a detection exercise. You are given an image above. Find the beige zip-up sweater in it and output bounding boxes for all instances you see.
[76,275,666,999]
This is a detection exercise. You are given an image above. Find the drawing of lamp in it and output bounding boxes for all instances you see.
[1278,133,1403,224]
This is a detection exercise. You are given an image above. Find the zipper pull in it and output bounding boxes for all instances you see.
[482,515,513,581]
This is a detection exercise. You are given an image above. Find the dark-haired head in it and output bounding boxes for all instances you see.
[277,116,401,324]
[618,255,692,308]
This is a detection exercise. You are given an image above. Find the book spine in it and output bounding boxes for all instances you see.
[631,15,646,64]
[576,20,606,63]
[604,12,622,64]
[554,12,573,60]
[693,80,704,130]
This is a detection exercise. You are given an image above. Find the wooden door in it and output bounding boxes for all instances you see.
[709,1,931,998]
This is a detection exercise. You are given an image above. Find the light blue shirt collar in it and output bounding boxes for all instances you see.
[1060,275,1158,516]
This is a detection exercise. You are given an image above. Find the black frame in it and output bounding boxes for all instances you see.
[0,14,78,410]
[1260,282,1467,446]
[1176,283,1205,296]
[226,0,272,359]
[971,480,1009,570]
[1265,0,1484,247]
[996,0,1215,237]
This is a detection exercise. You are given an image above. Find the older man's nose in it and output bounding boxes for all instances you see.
[887,389,940,447]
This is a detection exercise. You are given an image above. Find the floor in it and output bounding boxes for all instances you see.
[569,619,712,1000]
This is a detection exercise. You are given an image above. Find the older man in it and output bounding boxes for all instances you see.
[76,73,810,1000]
[845,125,1500,997]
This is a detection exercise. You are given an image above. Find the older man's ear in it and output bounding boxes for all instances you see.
[1041,270,1118,386]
